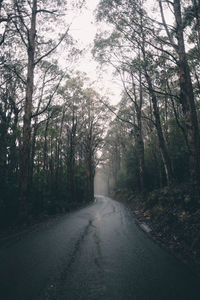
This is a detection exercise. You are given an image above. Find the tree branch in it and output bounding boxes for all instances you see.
[34,25,71,66]
[31,72,66,118]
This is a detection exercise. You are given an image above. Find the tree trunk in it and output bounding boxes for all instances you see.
[30,122,37,187]
[86,151,95,202]
[139,6,173,185]
[43,116,49,173]
[174,0,200,198]
[192,0,200,50]
[136,128,145,193]
[19,0,37,219]
[68,110,77,202]
[137,66,145,193]
[144,69,173,185]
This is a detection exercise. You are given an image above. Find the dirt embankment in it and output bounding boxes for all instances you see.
[116,186,200,274]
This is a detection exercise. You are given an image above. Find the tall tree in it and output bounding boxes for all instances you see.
[19,0,37,217]
[94,0,174,184]
[10,0,82,219]
[159,0,200,197]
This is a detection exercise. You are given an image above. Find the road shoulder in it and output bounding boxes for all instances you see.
[116,196,200,276]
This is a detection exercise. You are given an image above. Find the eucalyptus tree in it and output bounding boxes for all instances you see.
[94,0,174,185]
[0,0,12,46]
[158,0,200,198]
[79,87,109,201]
[103,115,130,189]
[35,74,110,206]
[118,58,146,192]
[57,75,85,202]
[0,61,24,226]
[30,61,67,185]
[0,0,84,218]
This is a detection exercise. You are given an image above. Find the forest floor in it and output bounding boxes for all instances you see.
[116,187,200,275]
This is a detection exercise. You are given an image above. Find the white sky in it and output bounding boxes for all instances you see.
[68,0,122,105]
[66,0,174,105]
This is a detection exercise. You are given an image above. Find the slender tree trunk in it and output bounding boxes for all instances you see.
[144,69,173,185]
[192,0,200,50]
[43,116,49,173]
[113,143,120,185]
[68,111,77,202]
[30,122,38,186]
[139,6,173,185]
[167,81,190,151]
[86,150,95,202]
[19,0,37,219]
[55,108,65,192]
[85,126,95,202]
[0,119,8,188]
[137,66,145,193]
[136,128,145,193]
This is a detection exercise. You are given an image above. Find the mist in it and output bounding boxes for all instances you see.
[94,168,109,196]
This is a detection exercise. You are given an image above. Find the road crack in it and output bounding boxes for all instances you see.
[38,219,94,300]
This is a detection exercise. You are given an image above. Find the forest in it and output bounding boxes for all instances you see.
[1,1,200,298]
[0,0,200,252]
[0,0,110,229]
[93,0,200,263]
[94,0,200,198]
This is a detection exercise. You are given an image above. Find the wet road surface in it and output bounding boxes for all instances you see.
[0,196,200,300]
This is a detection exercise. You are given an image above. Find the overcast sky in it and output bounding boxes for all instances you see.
[67,0,176,105]
[68,0,122,105]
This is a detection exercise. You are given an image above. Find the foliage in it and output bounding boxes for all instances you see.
[0,0,112,229]
[94,0,200,210]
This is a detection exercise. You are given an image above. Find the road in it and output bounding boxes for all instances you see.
[0,196,199,300]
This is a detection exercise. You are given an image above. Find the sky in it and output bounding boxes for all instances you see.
[68,0,122,105]
[66,0,171,105]
[65,0,175,106]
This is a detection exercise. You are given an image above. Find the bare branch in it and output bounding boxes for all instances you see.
[98,96,137,129]
[34,25,71,66]
[36,9,58,15]
[141,113,156,126]
[31,72,66,118]
[158,0,178,51]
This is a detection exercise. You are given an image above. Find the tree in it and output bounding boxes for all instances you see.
[8,0,83,219]
[80,87,109,201]
[93,0,200,200]
[94,0,174,185]
[159,0,200,198]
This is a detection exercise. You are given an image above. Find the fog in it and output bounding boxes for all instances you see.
[94,168,109,196]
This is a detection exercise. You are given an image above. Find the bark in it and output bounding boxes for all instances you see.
[0,120,8,185]
[121,57,145,193]
[137,67,145,193]
[55,108,65,193]
[145,70,173,185]
[68,109,77,202]
[136,127,145,192]
[166,81,189,152]
[30,122,38,186]
[174,0,200,197]
[112,142,120,185]
[192,0,200,50]
[85,125,95,202]
[137,6,173,185]
[140,38,173,184]
[86,149,95,202]
[19,0,37,219]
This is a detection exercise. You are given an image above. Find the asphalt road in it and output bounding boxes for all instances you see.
[0,196,200,300]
